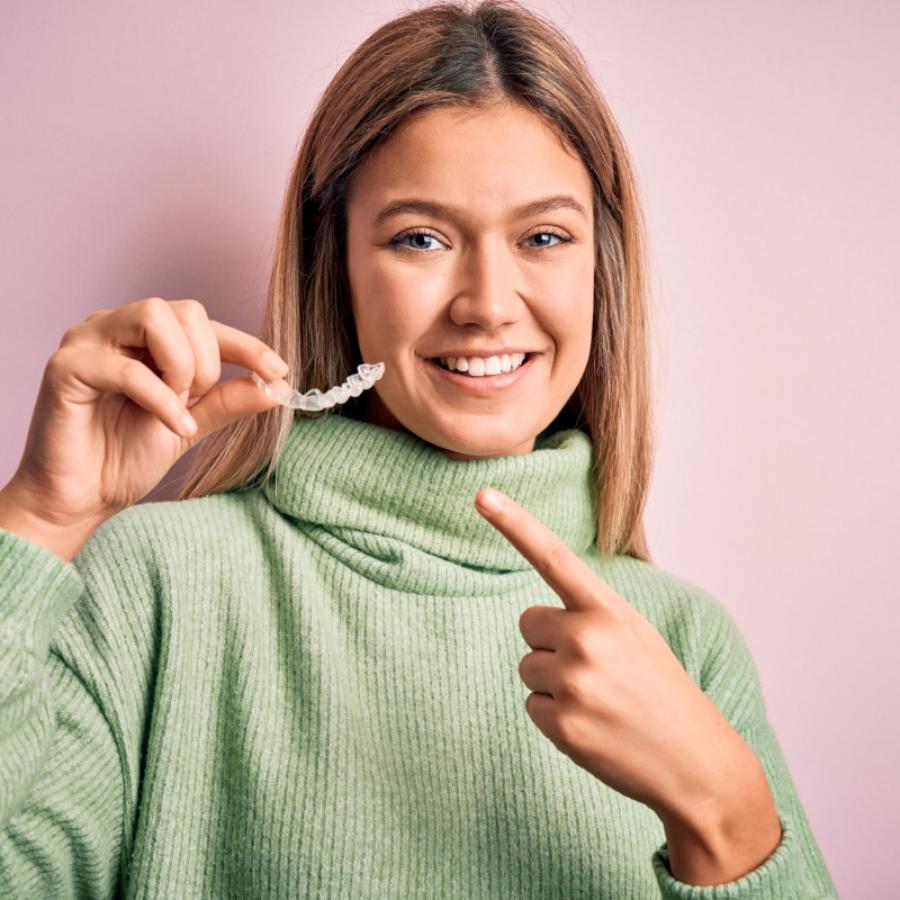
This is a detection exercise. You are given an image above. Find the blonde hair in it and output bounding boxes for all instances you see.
[177,0,658,564]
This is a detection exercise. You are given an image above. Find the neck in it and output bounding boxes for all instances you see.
[261,410,598,591]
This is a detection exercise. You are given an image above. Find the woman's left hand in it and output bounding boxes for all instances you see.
[474,486,761,829]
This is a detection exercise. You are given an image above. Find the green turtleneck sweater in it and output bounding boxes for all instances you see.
[0,413,837,899]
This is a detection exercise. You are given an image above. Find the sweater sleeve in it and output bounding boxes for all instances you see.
[0,527,125,898]
[649,595,840,899]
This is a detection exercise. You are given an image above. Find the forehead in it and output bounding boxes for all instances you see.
[348,102,594,220]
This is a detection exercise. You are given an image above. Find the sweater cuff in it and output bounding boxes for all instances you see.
[651,814,822,899]
[0,527,86,658]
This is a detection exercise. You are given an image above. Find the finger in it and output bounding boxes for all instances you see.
[185,373,287,442]
[208,320,289,380]
[475,486,604,613]
[52,346,198,438]
[518,649,559,697]
[168,300,222,404]
[524,691,556,728]
[94,297,196,398]
[519,604,568,650]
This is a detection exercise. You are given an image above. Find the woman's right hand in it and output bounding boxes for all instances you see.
[1,297,291,550]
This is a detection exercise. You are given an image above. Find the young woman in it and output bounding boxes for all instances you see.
[0,1,837,897]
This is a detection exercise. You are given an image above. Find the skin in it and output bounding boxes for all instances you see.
[344,100,596,461]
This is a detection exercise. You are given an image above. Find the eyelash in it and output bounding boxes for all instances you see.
[389,227,573,254]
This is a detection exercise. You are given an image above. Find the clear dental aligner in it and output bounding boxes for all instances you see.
[251,361,385,411]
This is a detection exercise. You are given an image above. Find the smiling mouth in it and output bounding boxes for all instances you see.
[430,352,533,374]
[420,351,541,394]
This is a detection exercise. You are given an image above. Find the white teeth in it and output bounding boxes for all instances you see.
[438,353,527,375]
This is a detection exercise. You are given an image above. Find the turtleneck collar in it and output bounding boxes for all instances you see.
[262,412,598,592]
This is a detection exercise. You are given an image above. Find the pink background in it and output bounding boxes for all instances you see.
[3,2,897,895]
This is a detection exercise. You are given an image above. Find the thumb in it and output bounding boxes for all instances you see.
[186,374,287,443]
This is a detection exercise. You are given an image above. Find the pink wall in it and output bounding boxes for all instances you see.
[3,2,896,895]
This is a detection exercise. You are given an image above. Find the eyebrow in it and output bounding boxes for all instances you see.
[373,194,588,228]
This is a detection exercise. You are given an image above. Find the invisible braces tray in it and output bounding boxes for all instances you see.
[251,361,385,411]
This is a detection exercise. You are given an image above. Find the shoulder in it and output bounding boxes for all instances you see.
[595,552,731,631]
[54,488,269,675]
[73,489,268,580]
[590,552,747,686]
[59,490,269,654]
[607,554,768,726]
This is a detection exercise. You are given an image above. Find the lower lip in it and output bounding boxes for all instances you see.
[421,353,540,395]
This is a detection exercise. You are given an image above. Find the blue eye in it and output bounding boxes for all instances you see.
[389,228,572,253]
[391,229,445,252]
[525,231,569,249]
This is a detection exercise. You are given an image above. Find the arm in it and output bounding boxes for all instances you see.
[0,527,126,898]
[660,743,783,886]
[650,596,840,899]
[0,481,108,562]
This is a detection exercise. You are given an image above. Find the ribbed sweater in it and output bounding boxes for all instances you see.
[0,412,838,899]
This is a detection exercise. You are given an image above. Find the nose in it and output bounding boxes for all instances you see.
[447,236,524,330]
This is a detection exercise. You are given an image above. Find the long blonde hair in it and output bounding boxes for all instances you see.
[177,0,658,564]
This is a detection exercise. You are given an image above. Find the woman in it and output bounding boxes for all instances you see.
[0,1,838,897]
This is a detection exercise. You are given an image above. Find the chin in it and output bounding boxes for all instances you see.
[425,426,537,460]
[372,395,540,458]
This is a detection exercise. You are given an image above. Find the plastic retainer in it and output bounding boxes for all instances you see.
[251,361,385,411]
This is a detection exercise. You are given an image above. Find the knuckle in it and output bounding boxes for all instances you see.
[174,298,208,321]
[565,625,597,661]
[517,654,530,681]
[524,691,537,717]
[525,690,545,720]
[562,710,592,747]
[598,602,628,631]
[195,357,221,388]
[551,710,578,748]
[83,308,112,323]
[207,357,223,385]
[186,298,209,319]
[538,542,568,576]
[561,670,593,706]
[518,607,535,632]
[208,383,233,421]
[46,347,73,378]
[140,296,169,321]
[59,323,85,347]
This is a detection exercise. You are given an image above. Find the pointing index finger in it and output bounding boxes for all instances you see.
[475,486,605,612]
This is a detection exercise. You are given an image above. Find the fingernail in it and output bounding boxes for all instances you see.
[478,487,503,512]
[180,411,197,435]
[262,350,289,376]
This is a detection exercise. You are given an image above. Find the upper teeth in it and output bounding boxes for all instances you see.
[438,353,527,375]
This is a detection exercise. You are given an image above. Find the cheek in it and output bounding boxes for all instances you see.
[539,289,593,387]
[547,288,593,349]
[354,290,430,356]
